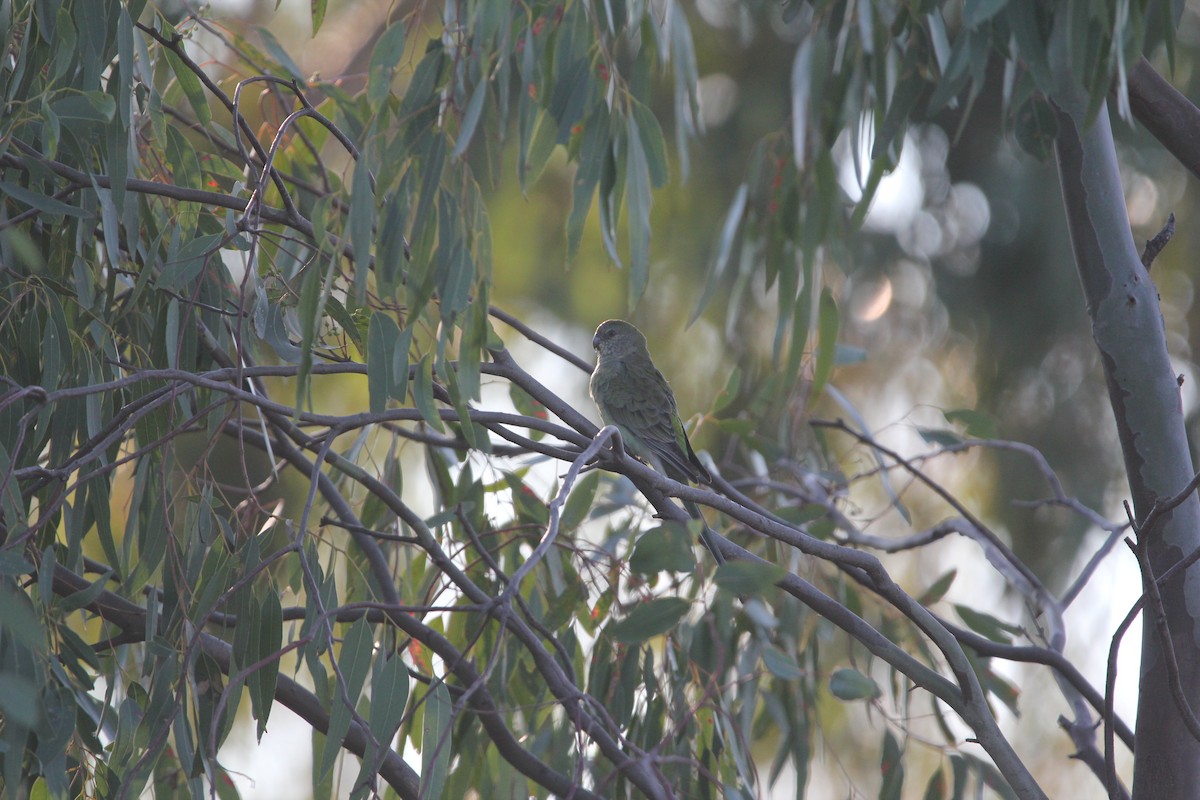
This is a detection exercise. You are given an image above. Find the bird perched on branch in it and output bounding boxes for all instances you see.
[589,319,711,484]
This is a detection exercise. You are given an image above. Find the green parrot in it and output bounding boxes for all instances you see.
[589,319,711,484]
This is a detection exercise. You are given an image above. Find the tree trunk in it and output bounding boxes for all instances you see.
[1053,69,1200,799]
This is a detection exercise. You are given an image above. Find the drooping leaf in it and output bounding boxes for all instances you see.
[566,108,610,264]
[629,525,694,575]
[810,287,839,398]
[761,645,804,680]
[311,0,327,35]
[420,682,452,799]
[250,591,283,741]
[368,21,407,107]
[880,730,904,800]
[918,569,957,605]
[829,667,881,701]
[607,597,690,643]
[625,117,652,308]
[955,605,1021,644]
[162,38,211,125]
[714,561,786,596]
[560,470,601,532]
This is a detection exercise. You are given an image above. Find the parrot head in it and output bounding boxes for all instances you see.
[592,319,648,361]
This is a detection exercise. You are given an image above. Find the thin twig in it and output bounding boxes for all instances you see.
[1139,212,1175,270]
[499,425,624,603]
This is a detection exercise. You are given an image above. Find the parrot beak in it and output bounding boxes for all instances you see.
[592,333,600,350]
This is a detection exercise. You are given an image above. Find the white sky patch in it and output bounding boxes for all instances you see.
[836,120,924,235]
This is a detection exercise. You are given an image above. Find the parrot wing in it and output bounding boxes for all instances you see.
[596,356,710,484]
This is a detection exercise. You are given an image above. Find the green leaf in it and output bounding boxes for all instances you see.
[0,580,45,655]
[412,353,445,432]
[411,136,447,261]
[915,427,961,447]
[391,324,414,403]
[194,650,237,753]
[158,233,220,292]
[0,673,40,726]
[250,591,282,741]
[607,597,690,643]
[294,255,337,412]
[0,551,33,576]
[164,126,202,234]
[451,78,488,160]
[631,100,669,188]
[790,33,814,167]
[918,569,957,605]
[928,30,975,114]
[829,667,881,701]
[256,27,305,81]
[457,294,487,401]
[50,7,78,82]
[420,682,452,799]
[367,312,399,415]
[39,300,65,394]
[505,473,549,526]
[548,58,591,142]
[597,134,623,268]
[435,194,473,321]
[1007,1,1051,90]
[349,154,374,303]
[368,22,407,107]
[628,525,694,574]
[743,596,779,629]
[810,287,839,398]
[398,44,445,122]
[714,561,786,595]
[162,43,211,126]
[354,650,411,795]
[955,604,1021,644]
[871,40,924,161]
[443,353,486,451]
[368,653,409,743]
[625,117,652,308]
[34,682,75,778]
[320,615,374,780]
[56,571,113,613]
[761,645,804,680]
[0,182,88,218]
[566,109,609,264]
[521,109,559,193]
[311,0,328,35]
[560,470,600,532]
[880,730,904,800]
[980,666,1021,715]
[49,90,116,122]
[943,408,997,439]
[376,191,409,295]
